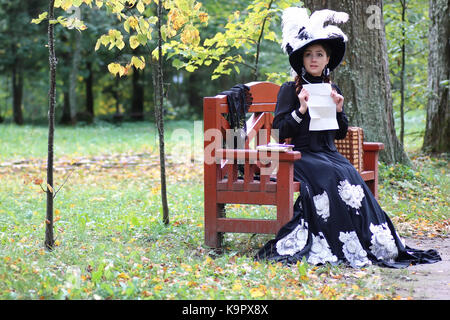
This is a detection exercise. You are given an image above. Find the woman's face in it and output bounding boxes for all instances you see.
[302,44,330,77]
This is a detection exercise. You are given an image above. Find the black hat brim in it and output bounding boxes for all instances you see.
[288,37,346,75]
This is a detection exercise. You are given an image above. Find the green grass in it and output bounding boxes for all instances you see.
[394,108,427,153]
[0,120,204,161]
[0,120,448,300]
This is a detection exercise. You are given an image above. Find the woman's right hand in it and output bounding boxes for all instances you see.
[298,88,309,114]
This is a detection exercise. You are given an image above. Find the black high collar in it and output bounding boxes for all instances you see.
[301,72,325,84]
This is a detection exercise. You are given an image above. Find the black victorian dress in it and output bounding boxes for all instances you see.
[255,75,441,268]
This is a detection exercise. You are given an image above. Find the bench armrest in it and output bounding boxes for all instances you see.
[363,142,384,151]
[362,142,384,174]
[215,148,301,163]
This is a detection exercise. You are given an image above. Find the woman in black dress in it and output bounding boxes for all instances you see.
[256,7,441,268]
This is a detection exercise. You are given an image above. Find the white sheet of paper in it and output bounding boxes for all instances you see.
[303,83,338,131]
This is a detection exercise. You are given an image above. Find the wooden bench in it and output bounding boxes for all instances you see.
[203,81,384,248]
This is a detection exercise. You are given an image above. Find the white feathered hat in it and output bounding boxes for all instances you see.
[281,7,349,75]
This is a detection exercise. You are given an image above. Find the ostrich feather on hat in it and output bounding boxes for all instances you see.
[281,7,349,75]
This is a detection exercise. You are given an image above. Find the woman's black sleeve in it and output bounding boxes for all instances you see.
[272,82,307,141]
[332,83,348,140]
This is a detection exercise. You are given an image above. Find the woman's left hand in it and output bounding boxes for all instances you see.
[331,89,344,113]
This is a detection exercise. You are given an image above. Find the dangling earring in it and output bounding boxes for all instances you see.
[323,66,330,77]
[301,66,306,77]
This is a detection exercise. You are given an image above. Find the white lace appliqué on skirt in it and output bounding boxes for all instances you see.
[369,223,399,262]
[307,232,338,265]
[276,219,308,256]
[338,180,365,214]
[339,231,371,268]
[313,191,330,222]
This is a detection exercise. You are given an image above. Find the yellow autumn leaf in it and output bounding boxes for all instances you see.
[118,65,127,77]
[151,185,160,194]
[118,272,130,281]
[181,26,200,45]
[232,281,242,291]
[108,63,121,75]
[128,16,139,29]
[61,0,73,11]
[116,40,125,50]
[31,12,48,24]
[198,12,208,23]
[204,256,213,265]
[250,286,266,298]
[168,8,187,31]
[131,56,145,70]
[95,0,103,8]
[129,35,140,49]
[136,0,145,13]
[180,263,192,272]
[154,284,163,291]
[194,2,202,10]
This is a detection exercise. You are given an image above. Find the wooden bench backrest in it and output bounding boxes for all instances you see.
[209,81,280,151]
[204,81,365,173]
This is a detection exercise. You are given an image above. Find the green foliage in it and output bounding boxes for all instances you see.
[384,0,430,114]
[168,0,301,80]
[379,154,449,228]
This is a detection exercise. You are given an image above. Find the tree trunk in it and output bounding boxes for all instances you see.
[154,0,169,225]
[112,76,123,123]
[12,60,24,125]
[399,0,407,146]
[303,0,410,164]
[59,50,73,124]
[69,27,82,123]
[423,0,449,153]
[131,68,144,121]
[45,0,56,251]
[59,29,81,125]
[187,71,202,114]
[85,61,94,117]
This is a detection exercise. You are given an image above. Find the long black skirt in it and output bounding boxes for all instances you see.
[256,149,441,268]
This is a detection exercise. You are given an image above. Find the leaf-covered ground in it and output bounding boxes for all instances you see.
[0,148,448,300]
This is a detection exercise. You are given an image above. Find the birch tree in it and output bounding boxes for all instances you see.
[33,0,209,227]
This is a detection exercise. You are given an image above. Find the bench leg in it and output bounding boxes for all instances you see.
[276,195,294,231]
[205,203,225,248]
[276,162,295,232]
[365,180,378,199]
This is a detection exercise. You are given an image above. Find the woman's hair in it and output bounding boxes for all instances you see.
[294,41,332,95]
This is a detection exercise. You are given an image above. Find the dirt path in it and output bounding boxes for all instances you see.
[379,236,450,300]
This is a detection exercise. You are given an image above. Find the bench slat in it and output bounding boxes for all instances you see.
[217,191,276,205]
[216,218,279,234]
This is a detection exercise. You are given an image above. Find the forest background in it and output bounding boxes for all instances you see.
[0,0,443,148]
